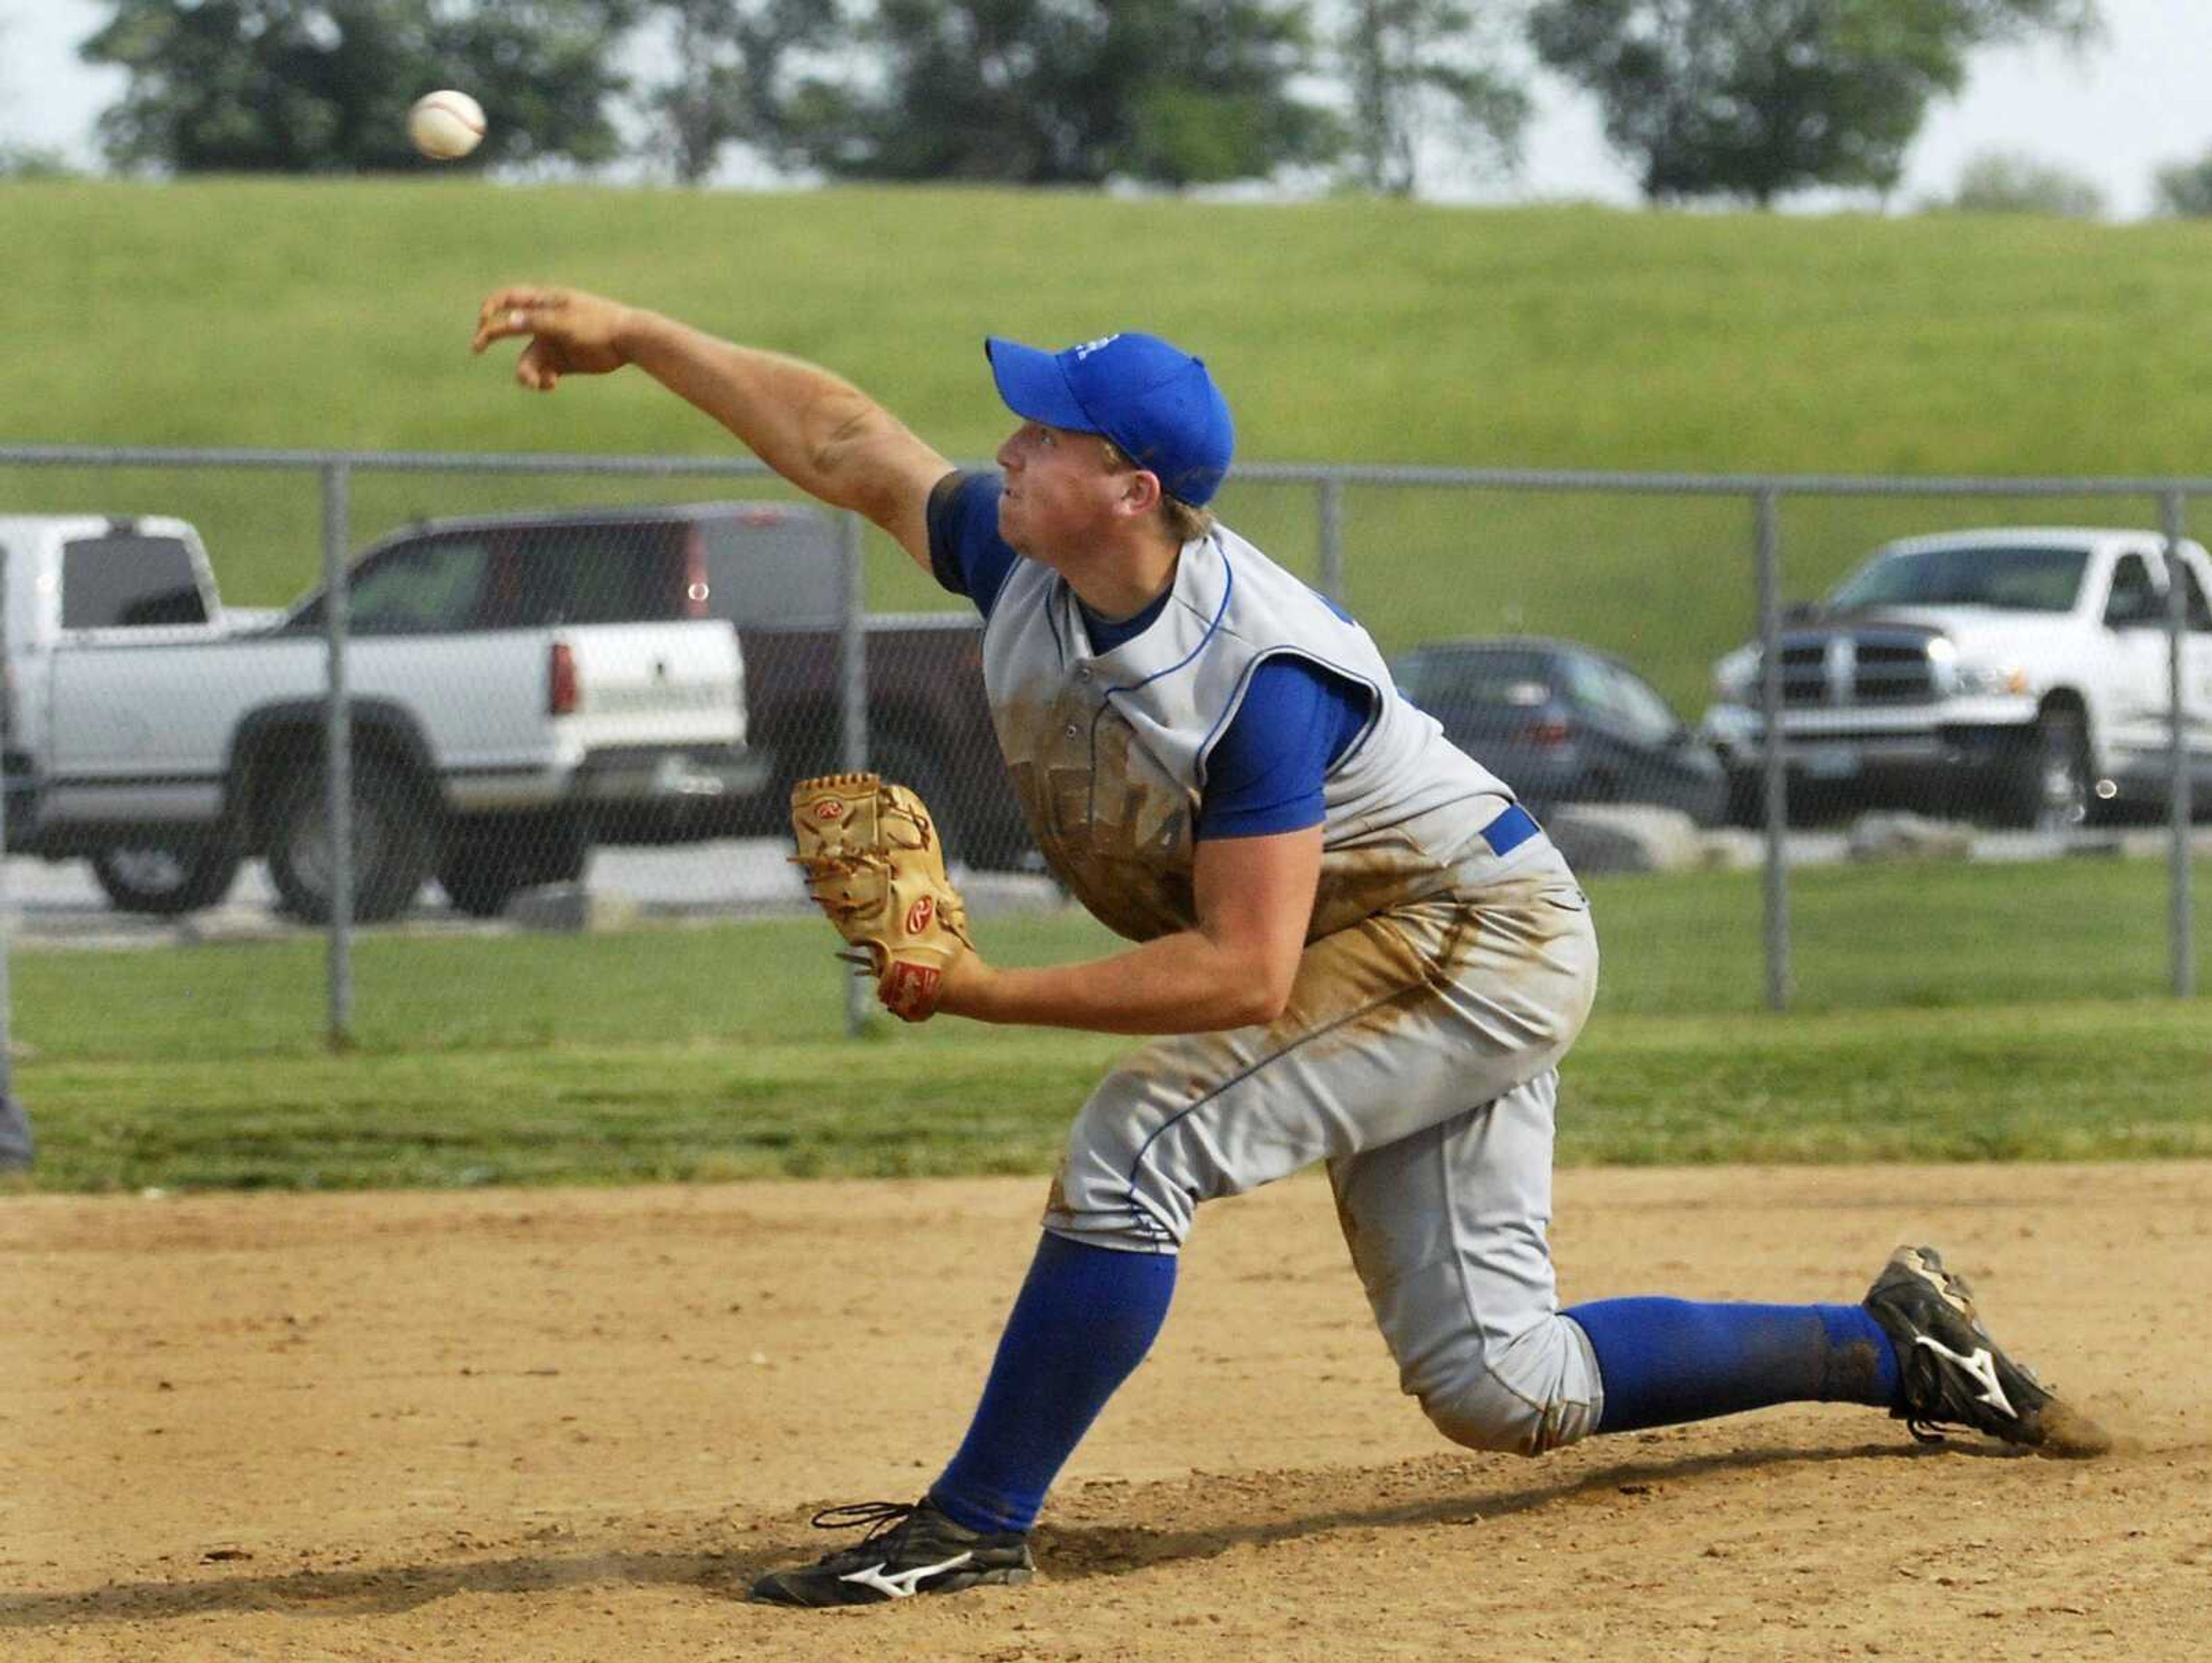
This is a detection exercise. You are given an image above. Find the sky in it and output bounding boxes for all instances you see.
[4,0,2211,219]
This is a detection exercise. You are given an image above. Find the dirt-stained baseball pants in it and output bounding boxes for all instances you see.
[1041,838,1607,1456]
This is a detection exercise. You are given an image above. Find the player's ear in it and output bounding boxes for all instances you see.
[1118,468,1164,517]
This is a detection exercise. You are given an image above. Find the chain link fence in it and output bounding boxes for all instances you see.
[0,446,2202,1106]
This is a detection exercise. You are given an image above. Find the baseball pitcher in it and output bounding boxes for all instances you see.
[471,290,2108,1608]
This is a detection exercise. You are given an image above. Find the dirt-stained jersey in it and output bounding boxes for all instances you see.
[981,522,1521,942]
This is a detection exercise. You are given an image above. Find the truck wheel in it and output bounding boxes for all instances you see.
[266,756,434,924]
[1723,767,1769,829]
[2005,710,2091,832]
[89,841,243,916]
[438,813,590,918]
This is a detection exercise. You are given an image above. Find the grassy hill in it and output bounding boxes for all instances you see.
[6,178,2211,712]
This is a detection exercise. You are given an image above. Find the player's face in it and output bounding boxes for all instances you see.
[994,421,1125,561]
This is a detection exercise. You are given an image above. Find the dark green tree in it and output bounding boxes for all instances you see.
[634,0,845,184]
[782,0,1340,188]
[2152,150,2212,219]
[1335,0,1530,196]
[1527,0,2099,206]
[81,1,638,174]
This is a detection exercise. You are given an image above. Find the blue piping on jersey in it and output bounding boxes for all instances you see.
[1192,645,1384,793]
[1042,574,1067,669]
[1080,552,1235,831]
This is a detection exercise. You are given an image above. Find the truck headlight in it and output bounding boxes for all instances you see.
[1711,645,1758,704]
[1954,661,2029,696]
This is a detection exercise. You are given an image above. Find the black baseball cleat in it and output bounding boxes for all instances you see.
[748,1498,1035,1607]
[1862,1245,2111,1458]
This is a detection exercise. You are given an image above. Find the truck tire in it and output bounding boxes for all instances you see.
[437,812,591,918]
[2003,709,2091,832]
[89,840,243,916]
[1724,768,1768,829]
[266,755,434,924]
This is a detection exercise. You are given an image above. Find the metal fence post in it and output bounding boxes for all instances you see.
[321,459,355,1049]
[0,558,29,1166]
[1317,475,1345,605]
[838,512,870,1036]
[2160,490,2196,997]
[1753,487,1791,1013]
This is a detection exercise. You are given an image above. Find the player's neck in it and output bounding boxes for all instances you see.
[1057,526,1183,621]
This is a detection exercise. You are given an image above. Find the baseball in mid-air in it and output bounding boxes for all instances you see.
[407,90,486,161]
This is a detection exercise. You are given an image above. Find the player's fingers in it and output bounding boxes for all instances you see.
[477,283,552,322]
[471,287,557,354]
[472,307,533,355]
[515,339,558,391]
[472,289,521,350]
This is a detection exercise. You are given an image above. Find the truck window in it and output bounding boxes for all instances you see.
[2180,561,2212,632]
[484,525,684,628]
[61,535,210,629]
[2104,555,2159,627]
[346,537,491,634]
[702,519,842,626]
[1830,545,2088,612]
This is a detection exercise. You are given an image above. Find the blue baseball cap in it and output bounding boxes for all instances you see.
[984,331,1235,507]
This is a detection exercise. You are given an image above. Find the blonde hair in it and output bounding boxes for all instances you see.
[1100,437,1215,543]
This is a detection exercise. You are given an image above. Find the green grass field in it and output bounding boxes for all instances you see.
[11,856,2207,1191]
[8,181,2212,711]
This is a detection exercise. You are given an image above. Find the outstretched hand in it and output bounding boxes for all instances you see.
[471,286,633,391]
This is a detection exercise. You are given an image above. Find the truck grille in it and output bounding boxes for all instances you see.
[1776,631,1937,706]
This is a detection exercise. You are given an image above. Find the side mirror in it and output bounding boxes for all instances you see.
[1781,601,1819,624]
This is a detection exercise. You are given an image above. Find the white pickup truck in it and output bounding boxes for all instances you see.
[1,513,749,920]
[1701,527,2212,829]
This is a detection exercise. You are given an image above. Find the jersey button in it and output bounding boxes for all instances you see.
[1076,665,1093,681]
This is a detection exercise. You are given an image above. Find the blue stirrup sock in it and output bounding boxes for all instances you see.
[930,1232,1177,1535]
[1567,1297,1902,1434]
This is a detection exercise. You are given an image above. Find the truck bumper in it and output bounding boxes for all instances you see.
[573,744,771,844]
[1702,706,2040,815]
[569,744,769,806]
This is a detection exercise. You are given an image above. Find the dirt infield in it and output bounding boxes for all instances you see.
[4,1161,2207,1662]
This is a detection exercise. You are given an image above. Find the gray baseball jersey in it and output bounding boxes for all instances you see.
[984,523,1607,1454]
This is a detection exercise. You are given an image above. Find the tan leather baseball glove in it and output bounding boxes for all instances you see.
[789,771,976,1021]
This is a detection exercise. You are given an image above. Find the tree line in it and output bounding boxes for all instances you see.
[2,1,2138,208]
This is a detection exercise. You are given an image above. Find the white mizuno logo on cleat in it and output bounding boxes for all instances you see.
[839,1550,974,1600]
[1914,1335,2017,1419]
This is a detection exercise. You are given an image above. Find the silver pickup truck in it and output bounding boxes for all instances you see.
[1,513,751,920]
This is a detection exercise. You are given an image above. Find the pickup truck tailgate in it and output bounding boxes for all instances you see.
[558,620,743,752]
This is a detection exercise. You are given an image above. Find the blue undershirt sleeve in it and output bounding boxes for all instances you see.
[925,469,1022,620]
[1195,656,1372,840]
